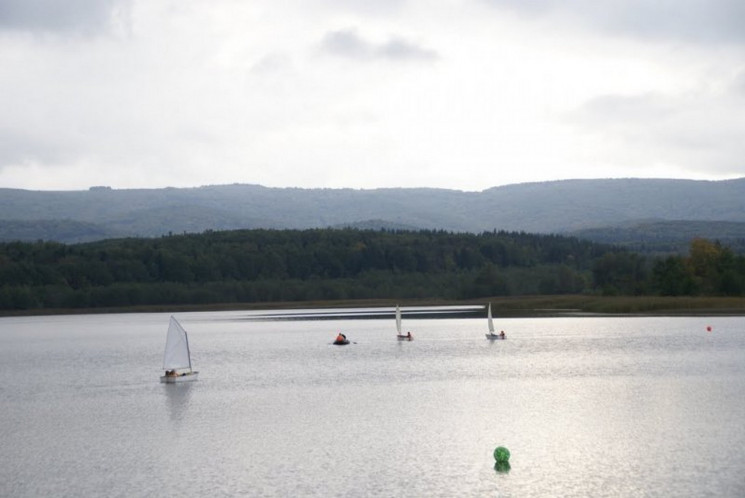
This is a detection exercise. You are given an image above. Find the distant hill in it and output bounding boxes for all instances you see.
[0,219,123,244]
[1,178,744,245]
[571,220,745,255]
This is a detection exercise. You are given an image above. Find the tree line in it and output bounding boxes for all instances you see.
[0,229,742,311]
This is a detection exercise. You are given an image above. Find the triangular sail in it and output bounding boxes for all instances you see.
[487,304,495,333]
[395,305,402,335]
[162,316,192,371]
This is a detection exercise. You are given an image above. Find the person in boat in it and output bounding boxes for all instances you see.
[335,333,346,343]
[406,331,412,339]
[499,330,506,339]
[166,369,177,377]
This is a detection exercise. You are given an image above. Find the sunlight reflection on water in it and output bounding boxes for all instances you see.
[1,311,744,496]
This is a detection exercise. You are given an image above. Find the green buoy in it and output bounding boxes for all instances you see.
[493,446,511,473]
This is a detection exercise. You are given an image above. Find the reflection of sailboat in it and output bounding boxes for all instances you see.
[395,305,413,341]
[160,316,199,383]
[485,304,505,340]
[164,382,194,423]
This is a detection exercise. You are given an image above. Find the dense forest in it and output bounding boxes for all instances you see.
[0,229,743,311]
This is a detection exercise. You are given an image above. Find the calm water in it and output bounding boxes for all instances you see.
[1,310,744,497]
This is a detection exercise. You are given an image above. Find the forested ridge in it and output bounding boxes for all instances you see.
[0,228,743,312]
[571,220,745,255]
[3,178,745,243]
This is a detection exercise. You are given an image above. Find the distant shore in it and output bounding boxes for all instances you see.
[3,295,745,318]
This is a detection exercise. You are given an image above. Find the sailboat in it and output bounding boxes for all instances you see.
[160,316,199,383]
[395,305,413,341]
[333,332,350,345]
[485,303,505,340]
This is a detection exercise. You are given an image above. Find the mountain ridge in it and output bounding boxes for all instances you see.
[1,177,744,243]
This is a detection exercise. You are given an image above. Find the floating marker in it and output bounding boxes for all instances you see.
[493,446,510,463]
[706,326,712,332]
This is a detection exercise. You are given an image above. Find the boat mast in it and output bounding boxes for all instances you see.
[184,330,193,373]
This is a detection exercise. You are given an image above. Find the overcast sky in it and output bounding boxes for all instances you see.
[1,0,744,191]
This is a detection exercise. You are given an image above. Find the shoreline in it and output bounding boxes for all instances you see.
[3,295,745,318]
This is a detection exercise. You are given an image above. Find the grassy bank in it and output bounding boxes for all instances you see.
[3,295,745,317]
[483,295,745,316]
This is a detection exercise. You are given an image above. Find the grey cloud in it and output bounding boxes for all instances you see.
[321,29,373,58]
[321,28,438,61]
[0,126,72,170]
[379,37,438,60]
[566,91,745,173]
[0,0,130,35]
[733,70,745,97]
[250,53,293,75]
[573,93,677,124]
[481,0,745,44]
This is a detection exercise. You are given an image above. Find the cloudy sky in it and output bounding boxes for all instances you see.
[1,0,743,191]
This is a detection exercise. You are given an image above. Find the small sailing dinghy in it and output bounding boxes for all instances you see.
[160,316,199,383]
[333,332,350,345]
[485,303,505,340]
[395,305,413,341]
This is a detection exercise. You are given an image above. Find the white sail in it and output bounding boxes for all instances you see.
[487,304,495,333]
[395,305,402,335]
[162,316,192,371]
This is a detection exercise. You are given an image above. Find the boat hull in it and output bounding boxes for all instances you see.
[485,334,505,340]
[397,335,413,341]
[333,340,350,345]
[160,371,199,383]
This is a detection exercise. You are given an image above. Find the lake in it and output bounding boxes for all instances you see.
[1,309,744,497]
